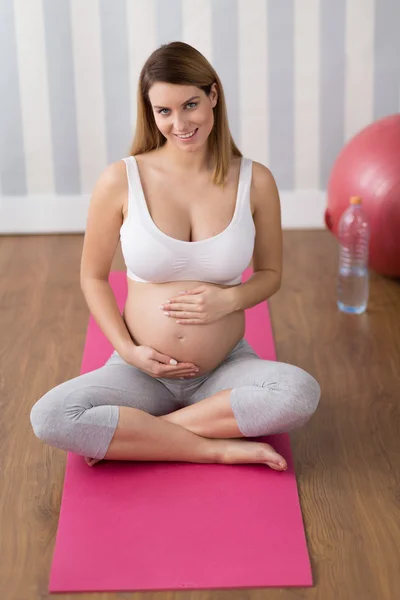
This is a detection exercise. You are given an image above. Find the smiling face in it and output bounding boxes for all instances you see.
[148,82,218,152]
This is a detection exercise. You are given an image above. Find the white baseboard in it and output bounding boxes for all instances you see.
[0,190,327,234]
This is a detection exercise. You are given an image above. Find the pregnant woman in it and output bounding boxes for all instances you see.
[30,42,321,471]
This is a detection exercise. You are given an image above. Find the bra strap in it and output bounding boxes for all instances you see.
[122,156,142,199]
[236,157,253,215]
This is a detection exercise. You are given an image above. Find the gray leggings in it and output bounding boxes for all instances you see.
[30,338,321,460]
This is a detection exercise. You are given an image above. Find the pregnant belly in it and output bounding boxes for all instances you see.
[123,280,245,375]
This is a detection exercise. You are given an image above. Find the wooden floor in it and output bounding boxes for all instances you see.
[1,230,399,600]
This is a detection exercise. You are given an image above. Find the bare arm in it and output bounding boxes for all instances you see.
[81,278,137,359]
[228,161,282,311]
[80,161,137,360]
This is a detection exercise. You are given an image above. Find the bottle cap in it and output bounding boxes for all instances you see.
[350,196,362,204]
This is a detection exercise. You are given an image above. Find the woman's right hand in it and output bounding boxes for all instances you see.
[123,345,200,379]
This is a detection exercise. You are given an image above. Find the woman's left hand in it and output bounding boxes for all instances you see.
[160,284,234,325]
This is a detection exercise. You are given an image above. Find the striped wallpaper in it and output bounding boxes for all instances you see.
[0,0,399,231]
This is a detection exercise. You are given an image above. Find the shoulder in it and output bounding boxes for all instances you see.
[248,160,280,213]
[90,160,128,214]
[250,160,277,190]
[96,159,127,190]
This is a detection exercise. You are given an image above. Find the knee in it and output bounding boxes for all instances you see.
[231,365,321,437]
[287,366,321,425]
[30,389,60,443]
[30,385,87,444]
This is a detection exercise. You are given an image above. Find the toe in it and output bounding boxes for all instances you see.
[264,447,287,471]
[267,461,287,471]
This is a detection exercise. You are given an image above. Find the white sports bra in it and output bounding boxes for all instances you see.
[119,155,256,285]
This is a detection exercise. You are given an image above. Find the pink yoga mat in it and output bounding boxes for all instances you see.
[48,269,313,592]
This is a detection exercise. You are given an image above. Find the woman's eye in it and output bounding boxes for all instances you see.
[157,102,197,115]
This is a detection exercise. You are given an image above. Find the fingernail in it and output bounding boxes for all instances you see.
[170,359,177,365]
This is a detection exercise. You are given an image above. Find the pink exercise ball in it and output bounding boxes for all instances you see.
[325,113,400,278]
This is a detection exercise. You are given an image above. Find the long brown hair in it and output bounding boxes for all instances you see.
[128,41,242,186]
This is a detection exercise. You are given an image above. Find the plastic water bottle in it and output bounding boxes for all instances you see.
[337,196,370,314]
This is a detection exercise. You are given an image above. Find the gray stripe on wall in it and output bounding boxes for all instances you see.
[99,1,131,163]
[373,0,400,120]
[0,0,26,195]
[319,0,346,188]
[212,0,240,145]
[156,0,182,45]
[43,0,80,194]
[267,0,294,190]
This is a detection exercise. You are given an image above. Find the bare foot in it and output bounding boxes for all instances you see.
[85,457,102,467]
[219,439,288,471]
[84,440,287,471]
